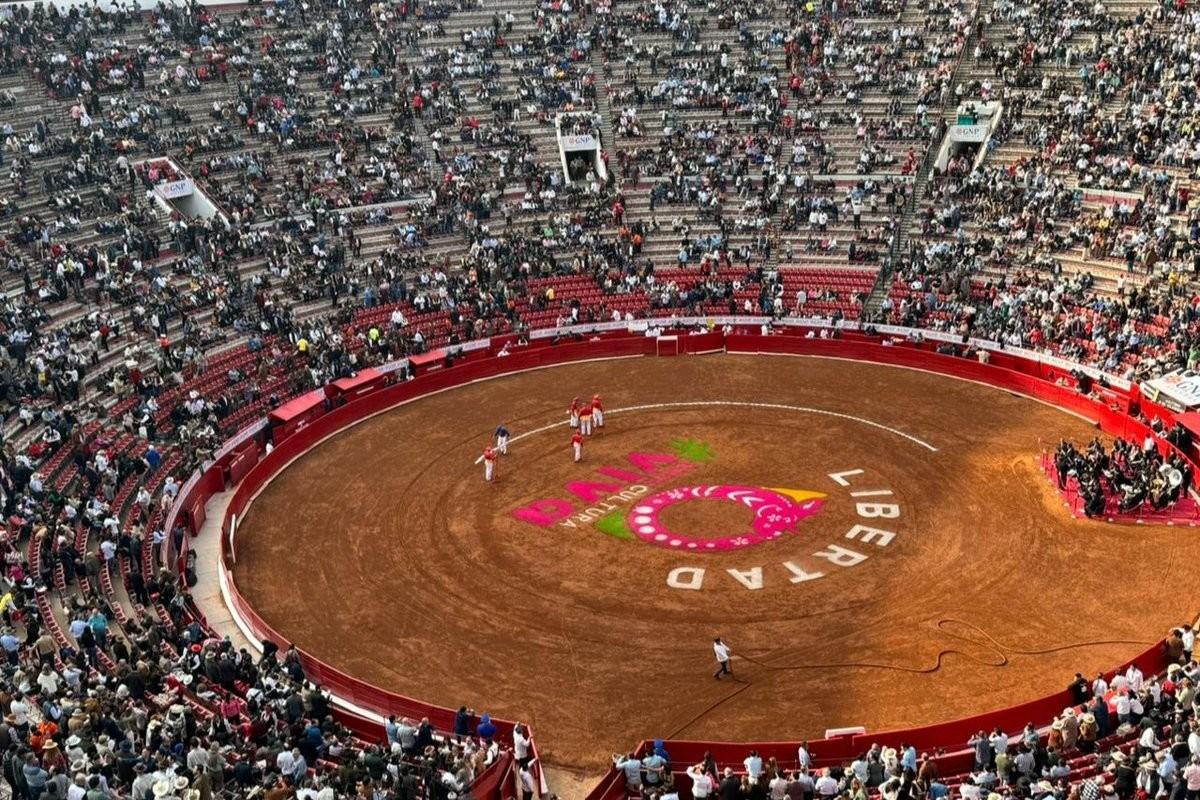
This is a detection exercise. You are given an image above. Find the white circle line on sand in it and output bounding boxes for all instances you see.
[474,401,938,463]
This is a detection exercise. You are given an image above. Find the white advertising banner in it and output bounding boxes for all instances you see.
[560,134,598,151]
[155,178,195,200]
[1144,370,1200,410]
[951,124,988,143]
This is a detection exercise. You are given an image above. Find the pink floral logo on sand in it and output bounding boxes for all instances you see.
[627,485,826,552]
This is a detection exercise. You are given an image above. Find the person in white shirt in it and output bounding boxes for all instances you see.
[10,694,29,728]
[713,637,733,680]
[686,765,713,799]
[959,778,982,800]
[798,743,812,771]
[744,751,763,783]
[1138,724,1159,752]
[769,772,789,800]
[815,768,839,798]
[513,723,532,767]
[297,777,336,800]
[519,765,535,800]
[276,748,296,776]
[1126,664,1145,693]
[1115,691,1133,724]
[36,665,60,697]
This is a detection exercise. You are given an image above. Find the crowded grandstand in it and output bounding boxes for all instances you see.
[0,0,1199,796]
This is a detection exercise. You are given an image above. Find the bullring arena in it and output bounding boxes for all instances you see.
[8,0,1200,796]
[182,325,1200,799]
[228,342,1198,772]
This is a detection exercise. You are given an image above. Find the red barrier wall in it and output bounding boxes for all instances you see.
[166,331,1186,800]
[268,389,328,442]
[183,469,224,535]
[679,331,726,354]
[226,445,259,487]
[326,368,388,403]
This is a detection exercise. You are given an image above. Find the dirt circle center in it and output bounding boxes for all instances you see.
[655,496,764,541]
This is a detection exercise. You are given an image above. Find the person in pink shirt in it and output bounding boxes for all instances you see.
[220,695,242,724]
[1183,757,1200,800]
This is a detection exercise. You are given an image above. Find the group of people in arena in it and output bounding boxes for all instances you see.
[0,0,1198,793]
[1052,436,1195,517]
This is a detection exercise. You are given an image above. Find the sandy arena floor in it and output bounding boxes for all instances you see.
[232,354,1200,769]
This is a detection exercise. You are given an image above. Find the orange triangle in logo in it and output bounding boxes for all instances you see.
[768,488,828,503]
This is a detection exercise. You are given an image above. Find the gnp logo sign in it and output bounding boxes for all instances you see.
[509,440,902,592]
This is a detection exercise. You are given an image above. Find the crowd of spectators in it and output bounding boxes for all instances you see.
[609,640,1200,800]
[1,0,1200,794]
[881,0,1200,383]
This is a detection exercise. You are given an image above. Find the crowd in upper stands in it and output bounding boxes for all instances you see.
[0,0,1199,794]
[885,0,1200,382]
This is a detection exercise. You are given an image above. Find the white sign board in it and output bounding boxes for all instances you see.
[951,124,988,143]
[560,134,597,151]
[1145,370,1200,410]
[156,179,195,200]
[1080,188,1142,206]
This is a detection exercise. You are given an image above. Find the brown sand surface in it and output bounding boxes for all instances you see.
[233,355,1197,768]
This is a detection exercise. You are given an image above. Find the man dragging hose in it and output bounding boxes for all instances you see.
[713,637,733,680]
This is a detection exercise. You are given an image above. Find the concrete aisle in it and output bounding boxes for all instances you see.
[189,488,256,653]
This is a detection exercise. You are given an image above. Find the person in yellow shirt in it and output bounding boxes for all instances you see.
[297,337,309,354]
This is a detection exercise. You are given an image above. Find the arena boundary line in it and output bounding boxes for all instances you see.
[471,398,939,464]
[733,351,1099,426]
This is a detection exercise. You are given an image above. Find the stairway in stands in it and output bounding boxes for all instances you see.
[862,0,993,320]
[591,48,620,183]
